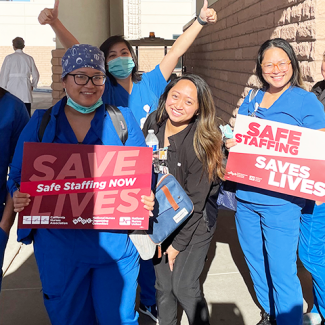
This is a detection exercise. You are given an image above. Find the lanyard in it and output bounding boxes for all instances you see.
[249,102,259,117]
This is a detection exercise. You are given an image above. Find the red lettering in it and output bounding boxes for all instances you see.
[275,128,289,142]
[259,125,274,140]
[30,155,57,181]
[113,150,139,176]
[235,134,243,143]
[247,122,260,136]
[288,131,302,146]
[56,153,85,180]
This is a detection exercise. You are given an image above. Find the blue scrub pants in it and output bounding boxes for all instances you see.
[34,238,140,325]
[299,201,325,320]
[236,199,303,325]
[0,227,8,291]
[138,258,156,306]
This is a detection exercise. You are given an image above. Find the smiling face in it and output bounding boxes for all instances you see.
[261,47,293,93]
[62,67,105,107]
[165,79,199,128]
[106,42,132,64]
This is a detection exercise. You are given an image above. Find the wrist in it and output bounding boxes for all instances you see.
[197,15,208,26]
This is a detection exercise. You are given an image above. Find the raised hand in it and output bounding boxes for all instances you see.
[199,0,217,24]
[38,0,59,25]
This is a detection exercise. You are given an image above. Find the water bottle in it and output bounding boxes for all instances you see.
[146,129,160,173]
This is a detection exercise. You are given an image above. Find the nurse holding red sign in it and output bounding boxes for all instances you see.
[226,39,325,325]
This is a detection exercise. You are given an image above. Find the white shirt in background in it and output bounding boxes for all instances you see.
[0,49,40,103]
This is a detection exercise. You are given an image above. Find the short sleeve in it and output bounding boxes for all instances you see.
[300,92,325,130]
[142,65,168,98]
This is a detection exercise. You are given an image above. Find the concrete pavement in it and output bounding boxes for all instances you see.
[0,91,315,325]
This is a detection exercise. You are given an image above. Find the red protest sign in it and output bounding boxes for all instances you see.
[19,143,153,230]
[225,115,325,202]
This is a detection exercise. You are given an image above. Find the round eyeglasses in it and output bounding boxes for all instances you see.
[67,74,106,86]
[261,61,291,74]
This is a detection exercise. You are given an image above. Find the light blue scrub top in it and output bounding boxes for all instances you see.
[102,65,168,127]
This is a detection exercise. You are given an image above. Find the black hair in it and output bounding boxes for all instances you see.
[156,74,225,181]
[99,35,141,85]
[256,38,304,89]
[0,87,8,99]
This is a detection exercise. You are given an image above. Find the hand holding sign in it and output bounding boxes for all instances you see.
[199,0,217,24]
[19,143,153,230]
[38,0,59,25]
[13,190,30,213]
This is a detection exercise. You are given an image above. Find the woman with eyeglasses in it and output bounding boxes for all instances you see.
[7,44,155,325]
[38,0,217,129]
[226,38,325,325]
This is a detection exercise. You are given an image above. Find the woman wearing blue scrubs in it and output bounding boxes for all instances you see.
[299,53,325,325]
[38,1,217,320]
[226,38,325,325]
[0,88,29,290]
[8,44,154,325]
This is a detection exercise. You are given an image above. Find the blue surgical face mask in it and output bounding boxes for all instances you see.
[107,56,135,79]
[66,94,103,114]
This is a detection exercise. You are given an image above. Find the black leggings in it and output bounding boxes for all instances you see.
[154,238,212,325]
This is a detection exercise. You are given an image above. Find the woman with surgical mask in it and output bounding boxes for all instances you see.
[38,0,217,128]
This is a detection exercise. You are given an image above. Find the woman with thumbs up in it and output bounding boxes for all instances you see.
[38,0,217,129]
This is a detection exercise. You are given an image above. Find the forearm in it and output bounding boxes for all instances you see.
[169,19,203,58]
[50,19,79,49]
[0,193,16,235]
[160,19,203,79]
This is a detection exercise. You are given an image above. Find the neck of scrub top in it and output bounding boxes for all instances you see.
[116,74,134,95]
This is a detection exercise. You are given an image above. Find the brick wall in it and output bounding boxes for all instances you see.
[183,0,325,125]
[0,46,55,87]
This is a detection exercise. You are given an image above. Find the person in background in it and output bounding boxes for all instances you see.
[226,38,325,325]
[299,51,325,325]
[143,74,225,325]
[8,44,154,325]
[0,37,39,117]
[38,1,217,321]
[0,87,29,290]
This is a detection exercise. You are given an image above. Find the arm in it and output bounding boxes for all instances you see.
[38,0,79,49]
[0,56,10,89]
[30,58,40,89]
[159,0,217,81]
[0,194,16,235]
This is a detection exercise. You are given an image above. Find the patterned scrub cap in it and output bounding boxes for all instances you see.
[61,44,106,78]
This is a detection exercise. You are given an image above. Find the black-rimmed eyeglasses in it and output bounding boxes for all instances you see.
[67,74,106,86]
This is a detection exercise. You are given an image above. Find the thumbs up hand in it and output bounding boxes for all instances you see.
[199,0,217,24]
[38,0,59,25]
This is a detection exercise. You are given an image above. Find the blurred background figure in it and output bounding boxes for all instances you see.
[0,37,39,116]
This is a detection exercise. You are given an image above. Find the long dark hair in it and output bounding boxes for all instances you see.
[156,74,225,181]
[256,38,304,90]
[99,35,141,85]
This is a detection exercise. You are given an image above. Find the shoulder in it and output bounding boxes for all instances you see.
[142,111,158,137]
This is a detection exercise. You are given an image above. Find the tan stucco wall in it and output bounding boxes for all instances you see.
[184,0,325,125]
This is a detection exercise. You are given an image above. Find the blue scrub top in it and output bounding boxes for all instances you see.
[8,97,146,263]
[102,65,168,128]
[236,86,325,205]
[0,92,29,218]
